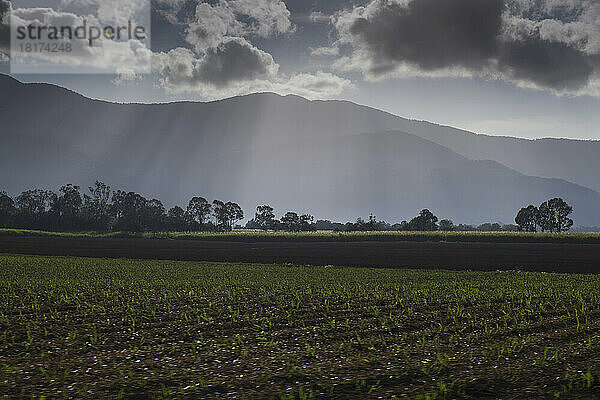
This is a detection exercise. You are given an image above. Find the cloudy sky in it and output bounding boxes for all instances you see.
[1,0,600,139]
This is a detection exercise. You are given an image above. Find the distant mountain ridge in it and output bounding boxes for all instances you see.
[1,74,600,225]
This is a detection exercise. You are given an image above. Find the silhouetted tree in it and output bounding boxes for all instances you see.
[537,200,559,233]
[50,184,83,231]
[300,214,316,231]
[168,206,190,231]
[212,200,229,231]
[406,209,438,231]
[345,214,389,232]
[314,219,345,231]
[226,202,244,230]
[254,205,276,230]
[145,199,167,231]
[478,223,503,232]
[82,181,112,230]
[439,219,455,232]
[0,191,15,228]
[187,197,212,228]
[210,200,244,231]
[15,189,53,229]
[391,221,408,231]
[548,198,573,233]
[111,191,151,232]
[2,180,580,236]
[502,224,520,232]
[281,212,301,232]
[280,212,315,232]
[515,205,539,232]
[345,217,365,232]
[365,214,387,231]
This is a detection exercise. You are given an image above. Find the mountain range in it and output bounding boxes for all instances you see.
[1,74,600,225]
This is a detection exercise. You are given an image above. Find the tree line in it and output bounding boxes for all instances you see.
[250,209,520,233]
[0,182,243,232]
[247,198,574,233]
[0,182,575,233]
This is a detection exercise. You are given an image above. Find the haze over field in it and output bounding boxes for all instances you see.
[2,0,600,225]
[2,74,600,225]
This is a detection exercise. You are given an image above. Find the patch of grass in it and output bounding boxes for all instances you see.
[2,228,600,244]
[1,255,599,398]
[0,228,144,239]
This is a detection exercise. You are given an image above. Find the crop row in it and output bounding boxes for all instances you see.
[3,228,600,244]
[0,255,599,398]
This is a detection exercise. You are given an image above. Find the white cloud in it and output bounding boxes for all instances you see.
[185,2,243,52]
[184,0,293,52]
[309,11,331,24]
[96,0,149,26]
[8,0,350,100]
[153,45,352,100]
[229,0,293,37]
[310,46,339,57]
[112,67,142,85]
[151,0,351,100]
[279,71,353,99]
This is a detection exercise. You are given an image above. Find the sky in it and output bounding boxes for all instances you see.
[1,0,600,140]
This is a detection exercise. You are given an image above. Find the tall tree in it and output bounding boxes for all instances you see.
[111,191,151,232]
[254,205,276,230]
[439,219,455,232]
[15,189,54,229]
[537,201,555,232]
[168,206,189,231]
[187,197,212,227]
[145,199,167,231]
[515,205,539,232]
[50,184,83,230]
[281,212,301,232]
[16,189,52,216]
[406,209,439,231]
[280,212,314,232]
[0,191,15,228]
[299,214,315,231]
[548,198,573,233]
[82,181,112,230]
[225,202,244,230]
[212,200,229,231]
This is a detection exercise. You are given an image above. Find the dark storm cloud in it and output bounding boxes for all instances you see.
[338,0,600,92]
[154,36,277,91]
[499,38,594,91]
[348,0,504,72]
[197,37,276,86]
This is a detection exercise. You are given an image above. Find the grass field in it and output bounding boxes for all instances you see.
[3,228,600,244]
[1,256,600,399]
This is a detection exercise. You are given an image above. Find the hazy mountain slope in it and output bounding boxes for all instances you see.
[2,74,599,193]
[2,74,600,224]
[202,132,600,225]
[382,119,600,195]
